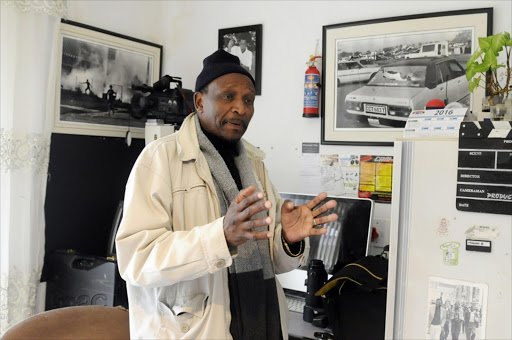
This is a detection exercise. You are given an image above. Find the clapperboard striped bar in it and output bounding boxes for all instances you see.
[456,121,512,215]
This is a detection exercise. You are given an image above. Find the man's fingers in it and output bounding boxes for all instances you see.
[237,200,271,222]
[250,230,273,241]
[239,216,273,231]
[232,230,273,246]
[313,213,338,226]
[225,217,273,246]
[312,199,337,217]
[280,200,295,214]
[235,186,256,204]
[234,190,270,215]
[305,192,328,210]
[309,227,329,237]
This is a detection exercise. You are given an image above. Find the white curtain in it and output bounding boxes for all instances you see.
[0,0,67,334]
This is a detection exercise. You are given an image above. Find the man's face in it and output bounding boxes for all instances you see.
[239,39,247,52]
[195,73,255,142]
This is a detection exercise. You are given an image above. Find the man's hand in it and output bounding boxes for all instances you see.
[223,186,273,247]
[280,192,338,244]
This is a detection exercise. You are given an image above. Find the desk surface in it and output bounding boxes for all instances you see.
[288,310,331,340]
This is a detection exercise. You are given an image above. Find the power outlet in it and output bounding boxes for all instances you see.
[372,218,390,248]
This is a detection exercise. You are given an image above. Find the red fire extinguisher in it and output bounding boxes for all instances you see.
[303,55,321,118]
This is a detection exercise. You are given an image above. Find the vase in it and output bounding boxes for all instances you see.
[481,97,491,112]
[481,95,503,111]
[490,103,507,121]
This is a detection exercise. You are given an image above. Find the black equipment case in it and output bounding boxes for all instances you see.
[45,249,128,310]
[316,255,388,340]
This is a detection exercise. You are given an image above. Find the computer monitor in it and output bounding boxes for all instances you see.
[276,193,374,293]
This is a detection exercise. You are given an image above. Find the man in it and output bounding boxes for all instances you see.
[115,49,338,339]
[451,301,464,340]
[81,79,91,94]
[465,304,479,340]
[106,85,116,116]
[428,297,446,339]
[228,36,253,71]
[441,300,452,340]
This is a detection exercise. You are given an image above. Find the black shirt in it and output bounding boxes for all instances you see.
[200,127,243,190]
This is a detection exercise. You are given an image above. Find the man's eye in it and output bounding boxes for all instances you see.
[223,94,233,100]
[245,99,254,105]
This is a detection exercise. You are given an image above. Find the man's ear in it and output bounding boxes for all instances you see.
[194,92,203,113]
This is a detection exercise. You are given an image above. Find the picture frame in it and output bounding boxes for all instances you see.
[54,19,162,139]
[321,8,492,145]
[218,24,263,95]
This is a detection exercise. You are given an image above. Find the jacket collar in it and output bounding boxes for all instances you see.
[176,112,265,162]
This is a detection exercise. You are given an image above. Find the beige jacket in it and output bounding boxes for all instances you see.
[116,113,310,339]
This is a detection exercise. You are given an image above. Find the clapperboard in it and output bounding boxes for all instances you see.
[456,121,512,215]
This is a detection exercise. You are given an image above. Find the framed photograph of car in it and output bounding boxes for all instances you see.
[321,8,492,145]
[53,20,162,139]
[218,24,263,95]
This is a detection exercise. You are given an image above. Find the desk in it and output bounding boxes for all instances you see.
[288,310,331,340]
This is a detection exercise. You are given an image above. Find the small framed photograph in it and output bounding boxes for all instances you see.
[218,24,262,95]
[321,8,492,145]
[54,20,162,139]
[427,277,488,340]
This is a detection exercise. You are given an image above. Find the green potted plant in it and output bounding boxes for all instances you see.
[466,31,512,107]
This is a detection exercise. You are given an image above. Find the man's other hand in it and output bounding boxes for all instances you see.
[280,192,338,244]
[223,186,273,247]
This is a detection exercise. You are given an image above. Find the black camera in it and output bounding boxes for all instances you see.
[304,259,327,324]
[130,75,194,126]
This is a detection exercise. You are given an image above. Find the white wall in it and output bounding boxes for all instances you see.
[161,0,511,195]
[66,1,166,46]
[65,0,511,228]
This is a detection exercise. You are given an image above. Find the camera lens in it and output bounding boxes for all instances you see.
[305,259,327,308]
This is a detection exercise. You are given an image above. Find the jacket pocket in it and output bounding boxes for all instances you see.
[172,183,211,230]
[158,293,208,323]
[171,293,208,319]
[157,293,209,335]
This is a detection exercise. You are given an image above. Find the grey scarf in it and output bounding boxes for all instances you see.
[195,115,281,339]
[194,115,273,278]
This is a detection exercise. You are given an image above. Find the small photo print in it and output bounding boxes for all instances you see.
[427,277,488,340]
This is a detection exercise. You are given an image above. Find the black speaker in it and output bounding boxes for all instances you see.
[45,250,128,310]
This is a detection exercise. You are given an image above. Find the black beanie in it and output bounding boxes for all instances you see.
[195,49,255,92]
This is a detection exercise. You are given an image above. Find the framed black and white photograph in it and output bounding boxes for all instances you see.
[427,277,488,340]
[321,8,492,145]
[53,20,162,138]
[218,24,262,95]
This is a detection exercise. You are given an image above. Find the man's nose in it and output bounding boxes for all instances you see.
[232,98,246,115]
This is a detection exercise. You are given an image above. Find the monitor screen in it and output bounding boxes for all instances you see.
[276,193,373,292]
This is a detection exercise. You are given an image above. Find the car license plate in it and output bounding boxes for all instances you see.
[364,104,386,115]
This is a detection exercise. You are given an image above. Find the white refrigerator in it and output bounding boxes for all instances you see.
[385,136,511,340]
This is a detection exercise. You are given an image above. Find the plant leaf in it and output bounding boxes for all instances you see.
[478,36,493,51]
[503,32,511,46]
[465,32,511,86]
[466,49,483,68]
[468,76,481,93]
[466,62,491,80]
[490,32,508,54]
[483,49,499,71]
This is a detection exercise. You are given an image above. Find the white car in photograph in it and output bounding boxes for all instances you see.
[337,61,381,86]
[344,57,469,126]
